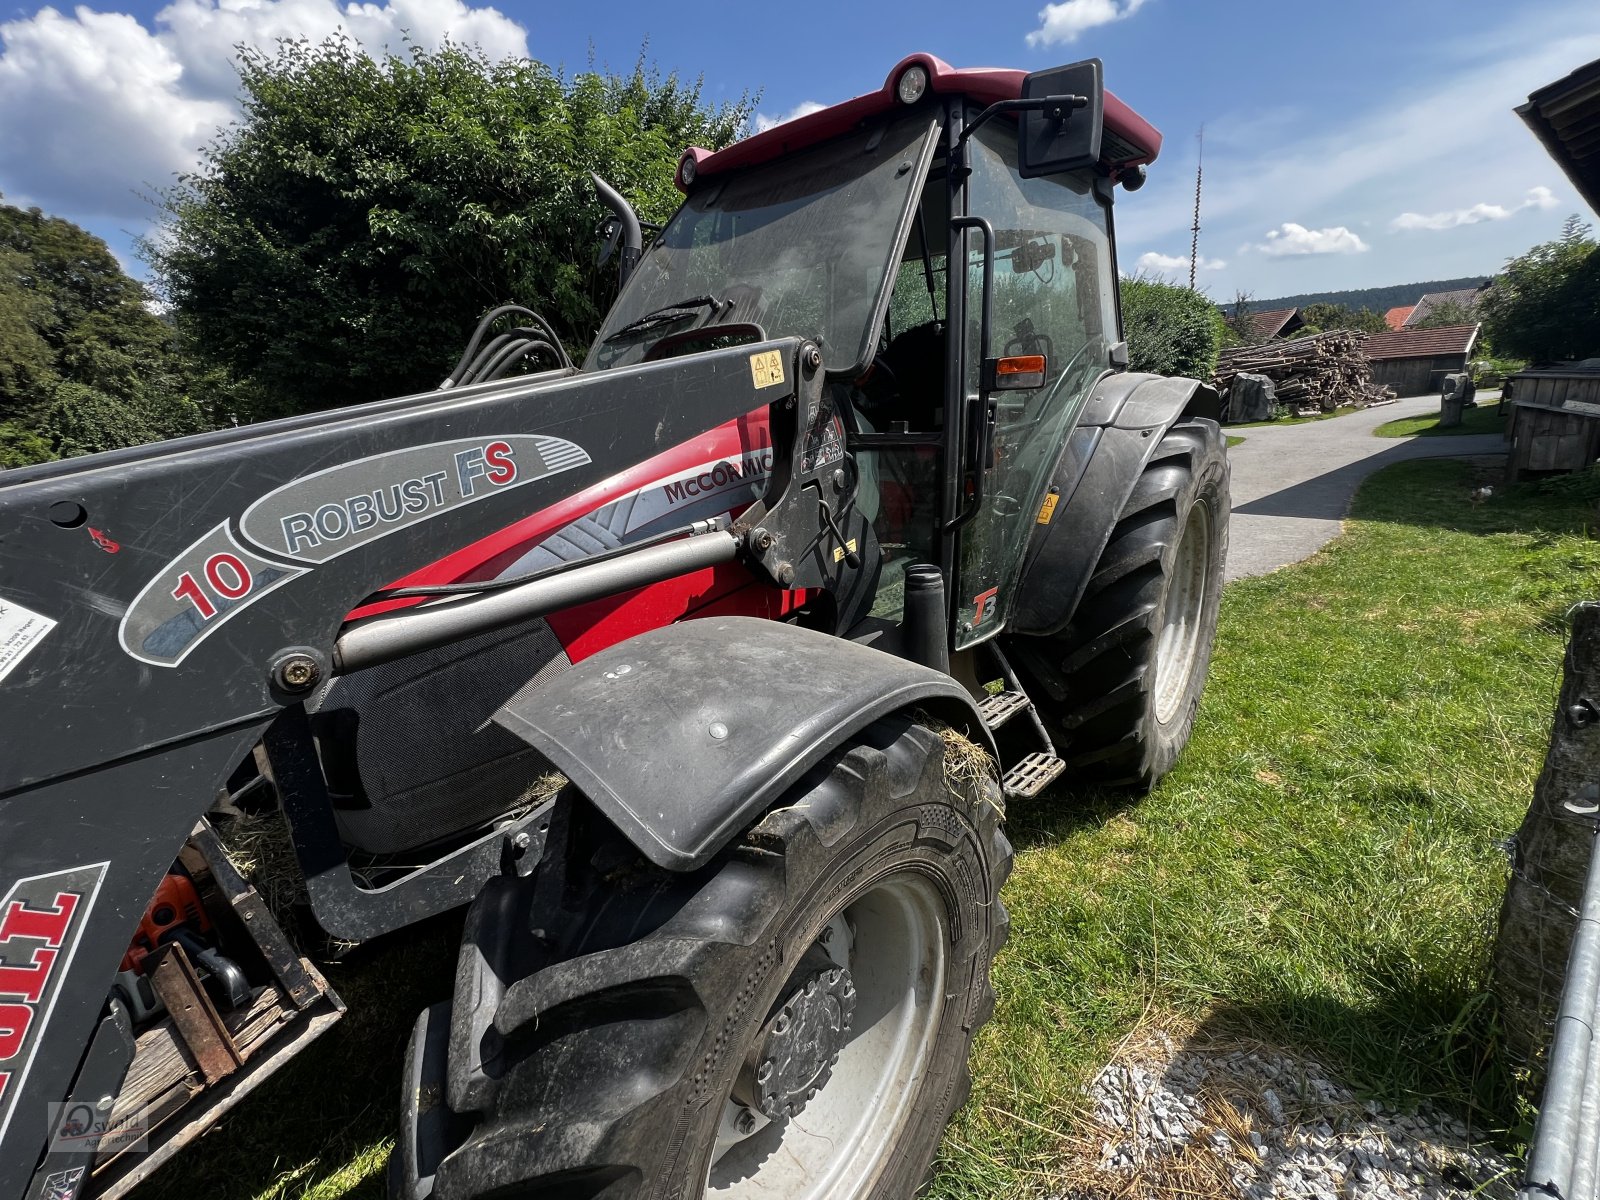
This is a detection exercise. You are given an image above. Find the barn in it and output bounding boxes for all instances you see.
[1361,324,1480,396]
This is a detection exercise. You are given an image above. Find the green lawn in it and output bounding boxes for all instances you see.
[1226,434,1245,448]
[148,458,1597,1200]
[1375,403,1506,439]
[1231,404,1363,429]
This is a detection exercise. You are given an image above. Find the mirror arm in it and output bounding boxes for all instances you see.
[952,95,1089,172]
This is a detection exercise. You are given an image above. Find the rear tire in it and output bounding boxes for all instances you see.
[1007,418,1229,790]
[418,714,1012,1200]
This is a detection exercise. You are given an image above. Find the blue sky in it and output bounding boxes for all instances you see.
[1,0,1596,304]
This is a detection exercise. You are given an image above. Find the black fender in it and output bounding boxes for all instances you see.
[491,615,994,871]
[1010,372,1221,637]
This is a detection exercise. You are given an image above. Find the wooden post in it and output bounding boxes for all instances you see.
[1494,602,1600,1069]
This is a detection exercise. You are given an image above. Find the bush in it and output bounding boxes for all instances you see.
[1119,276,1223,379]
[40,382,208,459]
[0,421,52,469]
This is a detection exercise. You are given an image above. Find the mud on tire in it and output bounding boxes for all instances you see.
[400,713,1013,1200]
[1007,418,1229,791]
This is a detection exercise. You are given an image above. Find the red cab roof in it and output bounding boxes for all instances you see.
[680,53,1163,190]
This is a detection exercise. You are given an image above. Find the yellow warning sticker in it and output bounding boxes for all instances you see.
[1036,492,1060,525]
[832,538,858,563]
[749,350,786,389]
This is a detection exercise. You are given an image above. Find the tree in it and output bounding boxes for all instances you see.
[1120,276,1224,380]
[0,198,202,467]
[152,40,754,419]
[1297,302,1387,336]
[1222,290,1262,347]
[1479,216,1600,363]
[1410,297,1477,330]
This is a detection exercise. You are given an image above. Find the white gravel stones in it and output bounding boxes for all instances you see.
[1063,1029,1515,1199]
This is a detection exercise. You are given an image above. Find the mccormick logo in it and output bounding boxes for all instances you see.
[118,435,590,667]
[0,864,107,1151]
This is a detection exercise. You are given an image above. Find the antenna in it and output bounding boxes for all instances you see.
[1189,126,1204,290]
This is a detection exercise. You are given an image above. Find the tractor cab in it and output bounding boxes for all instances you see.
[585,55,1160,652]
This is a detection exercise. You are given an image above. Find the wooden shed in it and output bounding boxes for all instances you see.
[1361,324,1480,397]
[1506,363,1600,480]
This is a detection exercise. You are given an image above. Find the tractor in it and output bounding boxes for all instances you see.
[0,53,1228,1200]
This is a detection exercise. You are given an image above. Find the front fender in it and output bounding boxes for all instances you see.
[492,616,992,871]
[1010,373,1220,637]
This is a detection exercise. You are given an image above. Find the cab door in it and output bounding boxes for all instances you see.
[952,120,1120,648]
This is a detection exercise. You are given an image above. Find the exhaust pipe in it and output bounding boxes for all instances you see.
[592,173,643,288]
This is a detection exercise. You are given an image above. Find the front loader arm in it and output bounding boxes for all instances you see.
[0,338,805,1200]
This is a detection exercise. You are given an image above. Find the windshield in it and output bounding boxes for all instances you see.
[585,112,939,374]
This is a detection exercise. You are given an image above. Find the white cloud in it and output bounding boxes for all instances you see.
[750,100,825,135]
[0,0,528,221]
[1248,223,1369,257]
[1391,185,1560,231]
[1026,0,1148,48]
[1135,250,1226,276]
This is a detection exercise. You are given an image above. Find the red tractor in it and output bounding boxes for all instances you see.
[0,53,1227,1200]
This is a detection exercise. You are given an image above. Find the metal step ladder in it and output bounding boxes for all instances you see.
[976,688,1068,800]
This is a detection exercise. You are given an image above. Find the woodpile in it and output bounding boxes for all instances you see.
[1215,330,1394,417]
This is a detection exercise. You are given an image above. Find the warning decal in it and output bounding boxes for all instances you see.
[0,597,56,684]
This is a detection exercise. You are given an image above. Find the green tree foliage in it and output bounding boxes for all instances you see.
[153,40,753,418]
[0,200,205,467]
[1119,276,1224,380]
[1297,302,1388,335]
[1409,297,1477,330]
[1479,216,1600,362]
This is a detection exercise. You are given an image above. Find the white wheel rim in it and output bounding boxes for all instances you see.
[1153,501,1211,726]
[706,874,947,1199]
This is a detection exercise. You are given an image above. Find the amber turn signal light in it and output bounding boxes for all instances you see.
[985,354,1048,390]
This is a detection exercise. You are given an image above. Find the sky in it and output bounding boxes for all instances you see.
[0,0,1596,304]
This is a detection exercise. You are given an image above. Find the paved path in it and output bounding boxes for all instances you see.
[1224,393,1504,581]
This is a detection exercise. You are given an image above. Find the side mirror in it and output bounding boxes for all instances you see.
[1018,59,1104,179]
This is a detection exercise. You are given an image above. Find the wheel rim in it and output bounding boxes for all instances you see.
[1152,501,1211,725]
[706,874,948,1198]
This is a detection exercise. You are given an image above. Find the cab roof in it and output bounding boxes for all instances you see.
[679,52,1163,191]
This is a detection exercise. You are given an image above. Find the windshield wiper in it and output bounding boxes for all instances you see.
[602,295,725,343]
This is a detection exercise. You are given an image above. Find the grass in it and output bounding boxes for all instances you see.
[1375,403,1506,439]
[1226,434,1245,448]
[1231,403,1363,429]
[146,458,1600,1200]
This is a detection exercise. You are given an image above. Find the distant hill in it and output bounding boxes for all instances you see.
[1237,276,1492,315]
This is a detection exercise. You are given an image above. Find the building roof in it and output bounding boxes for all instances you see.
[1244,307,1302,339]
[1361,324,1480,361]
[1518,57,1600,218]
[1402,288,1484,327]
[1385,305,1415,330]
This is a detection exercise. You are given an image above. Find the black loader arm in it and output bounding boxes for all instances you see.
[491,616,994,871]
[0,339,807,1200]
[1010,372,1221,637]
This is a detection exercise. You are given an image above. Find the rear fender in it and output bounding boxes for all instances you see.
[1010,373,1220,637]
[491,616,993,871]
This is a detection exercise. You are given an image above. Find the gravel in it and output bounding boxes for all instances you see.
[1053,1028,1516,1199]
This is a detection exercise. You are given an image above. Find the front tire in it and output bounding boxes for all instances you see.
[1008,418,1229,790]
[418,714,1012,1200]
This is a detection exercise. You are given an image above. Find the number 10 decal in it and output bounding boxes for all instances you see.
[119,524,306,668]
[171,553,254,620]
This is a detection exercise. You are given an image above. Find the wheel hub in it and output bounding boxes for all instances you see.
[748,963,857,1121]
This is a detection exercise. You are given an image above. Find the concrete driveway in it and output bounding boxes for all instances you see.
[1224,393,1506,581]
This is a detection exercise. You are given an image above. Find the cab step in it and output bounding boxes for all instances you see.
[1002,752,1067,800]
[977,689,1033,731]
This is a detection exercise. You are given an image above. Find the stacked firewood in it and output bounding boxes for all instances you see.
[1215,330,1394,414]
